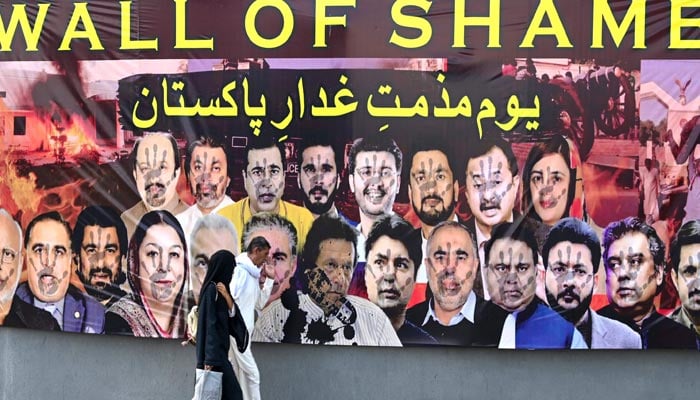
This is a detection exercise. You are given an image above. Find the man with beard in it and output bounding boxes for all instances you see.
[73,206,129,308]
[122,132,188,238]
[669,220,700,346]
[406,221,502,347]
[406,140,460,306]
[365,214,437,345]
[219,134,314,252]
[463,134,547,299]
[254,215,401,346]
[241,213,298,307]
[542,218,641,348]
[0,208,59,329]
[297,132,353,224]
[347,135,403,262]
[15,212,105,333]
[484,222,587,349]
[177,136,234,241]
[598,217,697,348]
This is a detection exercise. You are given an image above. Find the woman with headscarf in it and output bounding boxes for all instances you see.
[196,250,245,400]
[105,210,188,337]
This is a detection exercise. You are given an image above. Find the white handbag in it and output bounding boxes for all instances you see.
[192,368,223,400]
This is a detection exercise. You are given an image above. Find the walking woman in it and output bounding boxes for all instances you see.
[196,250,246,400]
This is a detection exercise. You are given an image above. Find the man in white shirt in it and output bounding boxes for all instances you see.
[230,235,273,400]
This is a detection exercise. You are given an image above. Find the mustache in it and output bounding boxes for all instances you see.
[89,267,113,279]
[422,194,443,204]
[309,185,329,197]
[38,267,56,279]
[480,199,500,211]
[145,182,166,191]
[194,182,219,195]
[557,287,580,302]
[363,187,386,196]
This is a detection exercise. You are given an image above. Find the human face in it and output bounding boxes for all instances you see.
[306,239,354,311]
[26,219,72,303]
[249,227,296,305]
[0,214,21,306]
[138,224,185,305]
[605,232,662,315]
[409,150,458,227]
[190,227,237,301]
[486,238,537,313]
[426,226,478,314]
[133,134,181,210]
[365,236,415,313]
[349,151,400,218]
[189,145,230,212]
[530,153,570,226]
[545,241,596,319]
[465,147,519,234]
[244,146,285,213]
[673,243,700,315]
[79,225,122,289]
[298,145,340,216]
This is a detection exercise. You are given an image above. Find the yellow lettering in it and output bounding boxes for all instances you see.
[670,0,700,49]
[390,0,432,49]
[174,0,213,50]
[120,1,158,50]
[245,0,294,49]
[520,0,572,48]
[314,0,356,48]
[58,3,104,51]
[592,0,646,48]
[0,3,49,52]
[453,0,500,48]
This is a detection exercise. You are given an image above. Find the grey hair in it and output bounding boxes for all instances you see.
[0,208,22,303]
[190,214,239,256]
[241,212,298,256]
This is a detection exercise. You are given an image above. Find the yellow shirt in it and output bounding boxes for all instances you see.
[218,197,315,252]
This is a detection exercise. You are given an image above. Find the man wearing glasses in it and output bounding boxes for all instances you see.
[219,135,314,251]
[347,135,403,262]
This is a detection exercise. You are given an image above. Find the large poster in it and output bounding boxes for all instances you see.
[0,1,699,350]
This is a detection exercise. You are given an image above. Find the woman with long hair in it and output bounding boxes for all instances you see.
[522,135,584,226]
[105,210,188,338]
[196,250,244,400]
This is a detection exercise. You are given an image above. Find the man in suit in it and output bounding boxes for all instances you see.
[15,211,105,333]
[543,218,641,348]
[462,134,546,299]
[598,217,697,348]
[668,220,700,345]
[0,208,59,330]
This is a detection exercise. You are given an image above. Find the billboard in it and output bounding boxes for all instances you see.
[0,1,698,350]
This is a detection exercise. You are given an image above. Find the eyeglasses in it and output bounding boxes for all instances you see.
[354,166,397,181]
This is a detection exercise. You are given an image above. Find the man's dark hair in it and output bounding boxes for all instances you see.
[602,217,665,294]
[542,218,601,273]
[24,211,72,249]
[465,133,518,178]
[670,220,700,273]
[72,205,128,258]
[297,215,358,291]
[347,135,403,175]
[297,130,344,174]
[484,222,538,267]
[244,134,286,172]
[407,134,456,186]
[130,132,181,173]
[246,236,271,254]
[184,136,233,188]
[365,214,422,278]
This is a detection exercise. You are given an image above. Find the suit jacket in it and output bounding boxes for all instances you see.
[3,295,61,330]
[15,283,106,334]
[598,305,696,349]
[590,309,642,349]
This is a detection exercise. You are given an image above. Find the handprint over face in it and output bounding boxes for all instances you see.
[190,146,229,211]
[135,135,179,209]
[465,147,518,230]
[365,236,415,313]
[545,241,595,322]
[299,146,339,215]
[137,224,185,306]
[410,150,457,226]
[530,153,570,226]
[244,147,285,213]
[351,151,399,218]
[426,226,477,313]
[26,220,72,303]
[605,232,662,311]
[80,226,121,289]
[675,243,700,312]
[486,238,536,313]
